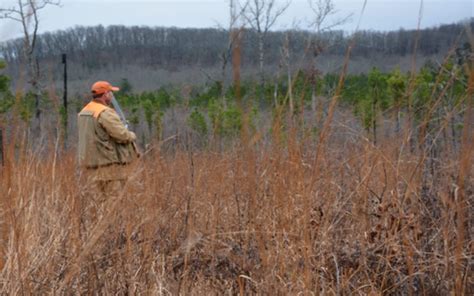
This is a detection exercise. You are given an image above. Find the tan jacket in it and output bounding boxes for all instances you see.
[78,101,138,174]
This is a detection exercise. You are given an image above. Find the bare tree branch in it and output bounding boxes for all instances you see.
[244,0,291,35]
[243,0,292,88]
[307,0,352,33]
[264,0,290,34]
[306,0,351,116]
[0,0,61,130]
[0,0,59,21]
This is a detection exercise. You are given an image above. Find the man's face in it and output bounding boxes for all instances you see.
[103,91,113,105]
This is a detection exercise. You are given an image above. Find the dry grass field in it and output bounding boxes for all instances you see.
[0,93,472,295]
[0,22,472,295]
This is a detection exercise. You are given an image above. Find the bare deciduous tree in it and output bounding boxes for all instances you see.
[243,0,291,90]
[308,0,351,33]
[307,0,351,113]
[0,0,61,128]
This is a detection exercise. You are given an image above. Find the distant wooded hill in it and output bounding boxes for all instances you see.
[0,19,472,91]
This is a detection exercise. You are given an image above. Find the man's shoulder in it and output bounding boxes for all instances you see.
[99,107,118,117]
[79,101,113,118]
[97,107,120,123]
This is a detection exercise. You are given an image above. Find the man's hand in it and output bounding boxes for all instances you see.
[129,131,137,142]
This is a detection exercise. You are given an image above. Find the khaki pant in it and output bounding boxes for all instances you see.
[76,171,127,288]
[89,179,125,218]
[79,164,131,236]
[75,165,132,293]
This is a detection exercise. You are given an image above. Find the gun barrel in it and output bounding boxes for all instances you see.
[111,95,129,129]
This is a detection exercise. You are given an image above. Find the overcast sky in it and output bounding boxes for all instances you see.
[0,0,472,42]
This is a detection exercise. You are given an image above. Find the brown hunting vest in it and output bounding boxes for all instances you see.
[78,101,138,170]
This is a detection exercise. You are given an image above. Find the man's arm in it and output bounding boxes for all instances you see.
[98,109,136,143]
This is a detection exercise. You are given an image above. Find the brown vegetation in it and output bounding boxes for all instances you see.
[0,96,472,294]
[0,8,472,295]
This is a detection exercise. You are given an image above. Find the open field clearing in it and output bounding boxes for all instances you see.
[0,102,472,294]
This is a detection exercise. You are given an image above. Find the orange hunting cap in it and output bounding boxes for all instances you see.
[91,81,120,95]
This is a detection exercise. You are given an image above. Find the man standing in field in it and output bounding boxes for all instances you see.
[77,81,139,211]
[76,81,139,283]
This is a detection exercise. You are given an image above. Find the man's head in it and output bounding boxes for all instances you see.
[91,81,120,105]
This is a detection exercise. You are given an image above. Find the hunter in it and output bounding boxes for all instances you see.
[77,81,139,202]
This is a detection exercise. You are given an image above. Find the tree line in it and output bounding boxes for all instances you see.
[0,20,471,71]
[0,0,471,147]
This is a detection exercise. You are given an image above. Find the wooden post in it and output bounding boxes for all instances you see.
[0,126,3,168]
[0,124,4,271]
[62,53,68,148]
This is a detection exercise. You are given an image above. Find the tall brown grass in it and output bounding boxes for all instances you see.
[0,12,472,296]
[0,96,472,294]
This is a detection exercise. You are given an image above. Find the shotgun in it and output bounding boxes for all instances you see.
[111,94,129,129]
[111,94,141,156]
